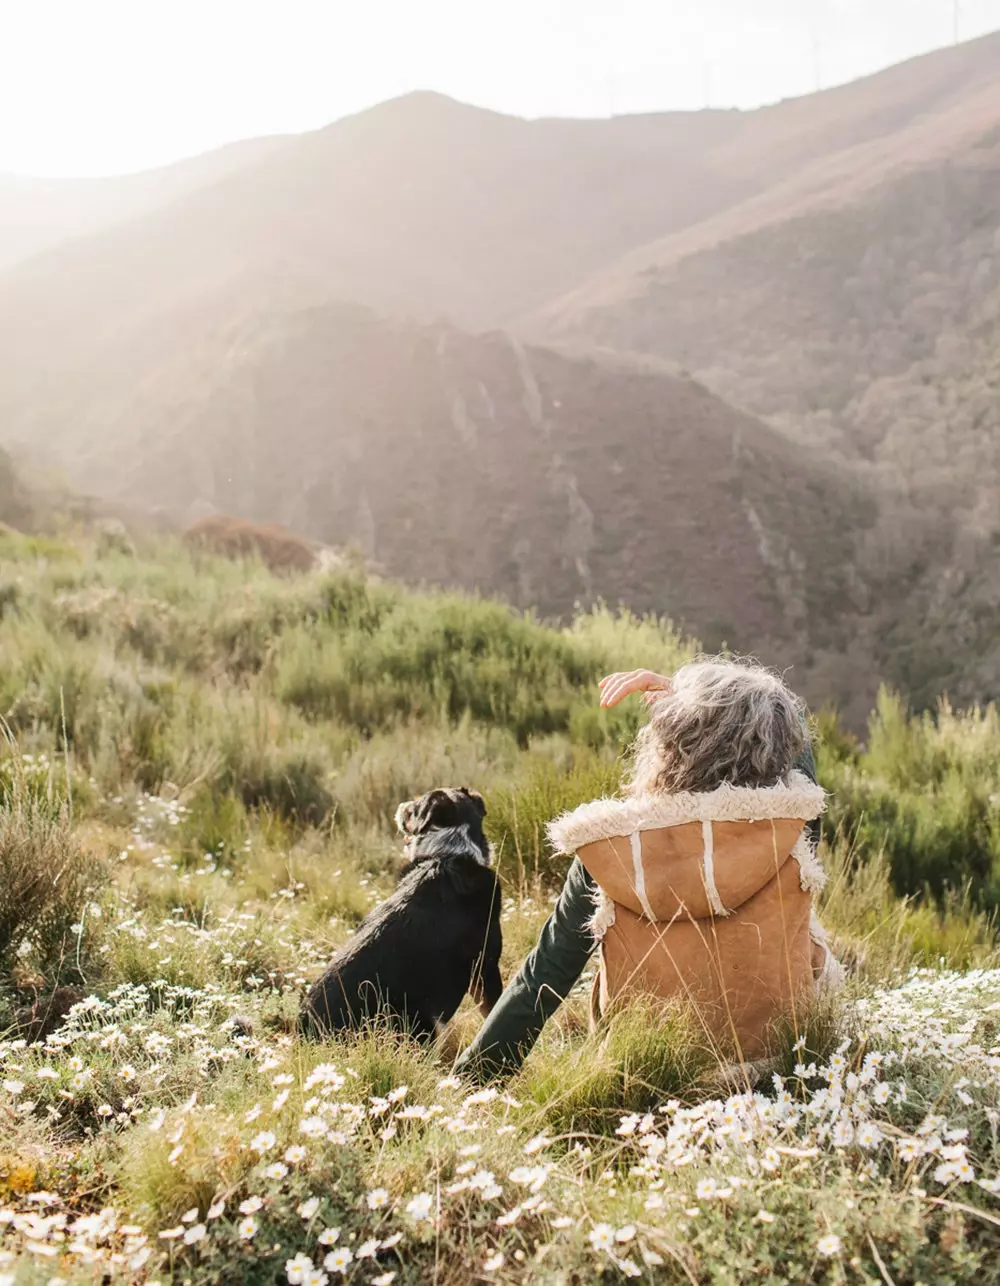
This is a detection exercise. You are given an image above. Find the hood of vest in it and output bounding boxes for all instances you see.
[547,771,827,922]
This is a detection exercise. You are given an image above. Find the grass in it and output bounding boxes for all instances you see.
[0,539,997,1282]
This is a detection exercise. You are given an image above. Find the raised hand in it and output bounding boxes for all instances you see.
[598,669,673,709]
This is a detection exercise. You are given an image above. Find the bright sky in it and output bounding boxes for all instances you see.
[2,0,999,177]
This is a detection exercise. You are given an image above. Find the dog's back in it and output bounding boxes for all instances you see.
[300,788,503,1041]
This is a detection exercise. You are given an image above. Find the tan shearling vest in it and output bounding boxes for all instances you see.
[547,772,841,1060]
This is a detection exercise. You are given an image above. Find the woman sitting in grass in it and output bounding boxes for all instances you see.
[456,658,840,1084]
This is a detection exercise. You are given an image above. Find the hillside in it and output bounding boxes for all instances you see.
[2,35,1000,714]
[1,33,998,373]
[3,299,875,714]
[534,105,1000,707]
[0,136,285,272]
[1,540,998,1285]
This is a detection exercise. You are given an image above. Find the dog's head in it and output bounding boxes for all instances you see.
[394,787,491,866]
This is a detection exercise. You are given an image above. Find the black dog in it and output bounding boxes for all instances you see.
[300,787,503,1041]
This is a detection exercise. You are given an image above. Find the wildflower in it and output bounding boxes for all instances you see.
[695,1178,718,1200]
[286,1253,314,1284]
[158,1226,184,1240]
[299,1116,327,1139]
[3,1081,24,1096]
[250,1130,276,1154]
[184,1223,206,1245]
[366,1188,389,1210]
[756,1210,776,1224]
[239,1196,264,1214]
[273,1090,290,1111]
[182,1207,200,1223]
[303,1272,328,1286]
[237,1217,258,1240]
[484,1251,505,1271]
[589,1223,615,1251]
[832,1119,854,1148]
[356,1239,379,1259]
[119,1065,137,1082]
[372,1275,396,1286]
[323,1247,353,1273]
[406,1192,434,1222]
[97,1104,113,1117]
[619,1259,642,1278]
[898,1138,922,1163]
[817,1234,842,1257]
[36,1069,59,1081]
[856,1122,883,1149]
[298,1197,320,1220]
[284,1145,307,1163]
[615,1225,636,1242]
[318,1228,340,1246]
[265,1163,288,1180]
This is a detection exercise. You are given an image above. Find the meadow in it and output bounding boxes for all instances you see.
[0,530,998,1284]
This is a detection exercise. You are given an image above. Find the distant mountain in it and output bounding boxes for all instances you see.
[0,137,286,272]
[2,33,999,714]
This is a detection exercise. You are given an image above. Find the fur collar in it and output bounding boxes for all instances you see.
[547,770,825,855]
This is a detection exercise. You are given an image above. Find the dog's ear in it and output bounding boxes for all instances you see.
[394,799,417,836]
[411,789,460,833]
[460,787,487,819]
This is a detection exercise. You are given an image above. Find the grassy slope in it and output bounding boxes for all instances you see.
[0,540,998,1284]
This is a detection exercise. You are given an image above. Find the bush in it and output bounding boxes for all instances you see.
[820,689,1000,911]
[183,515,317,574]
[485,748,622,886]
[0,758,107,982]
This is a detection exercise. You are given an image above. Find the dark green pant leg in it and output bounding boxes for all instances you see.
[455,858,597,1083]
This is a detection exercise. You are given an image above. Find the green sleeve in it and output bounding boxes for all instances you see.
[795,717,821,845]
[455,857,597,1084]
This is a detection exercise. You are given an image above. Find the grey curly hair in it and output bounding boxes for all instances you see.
[628,658,805,796]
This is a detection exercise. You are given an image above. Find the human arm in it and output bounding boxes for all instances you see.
[455,858,598,1084]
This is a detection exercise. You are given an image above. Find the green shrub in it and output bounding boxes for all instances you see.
[820,689,1000,912]
[331,719,518,831]
[0,758,107,981]
[485,748,622,886]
